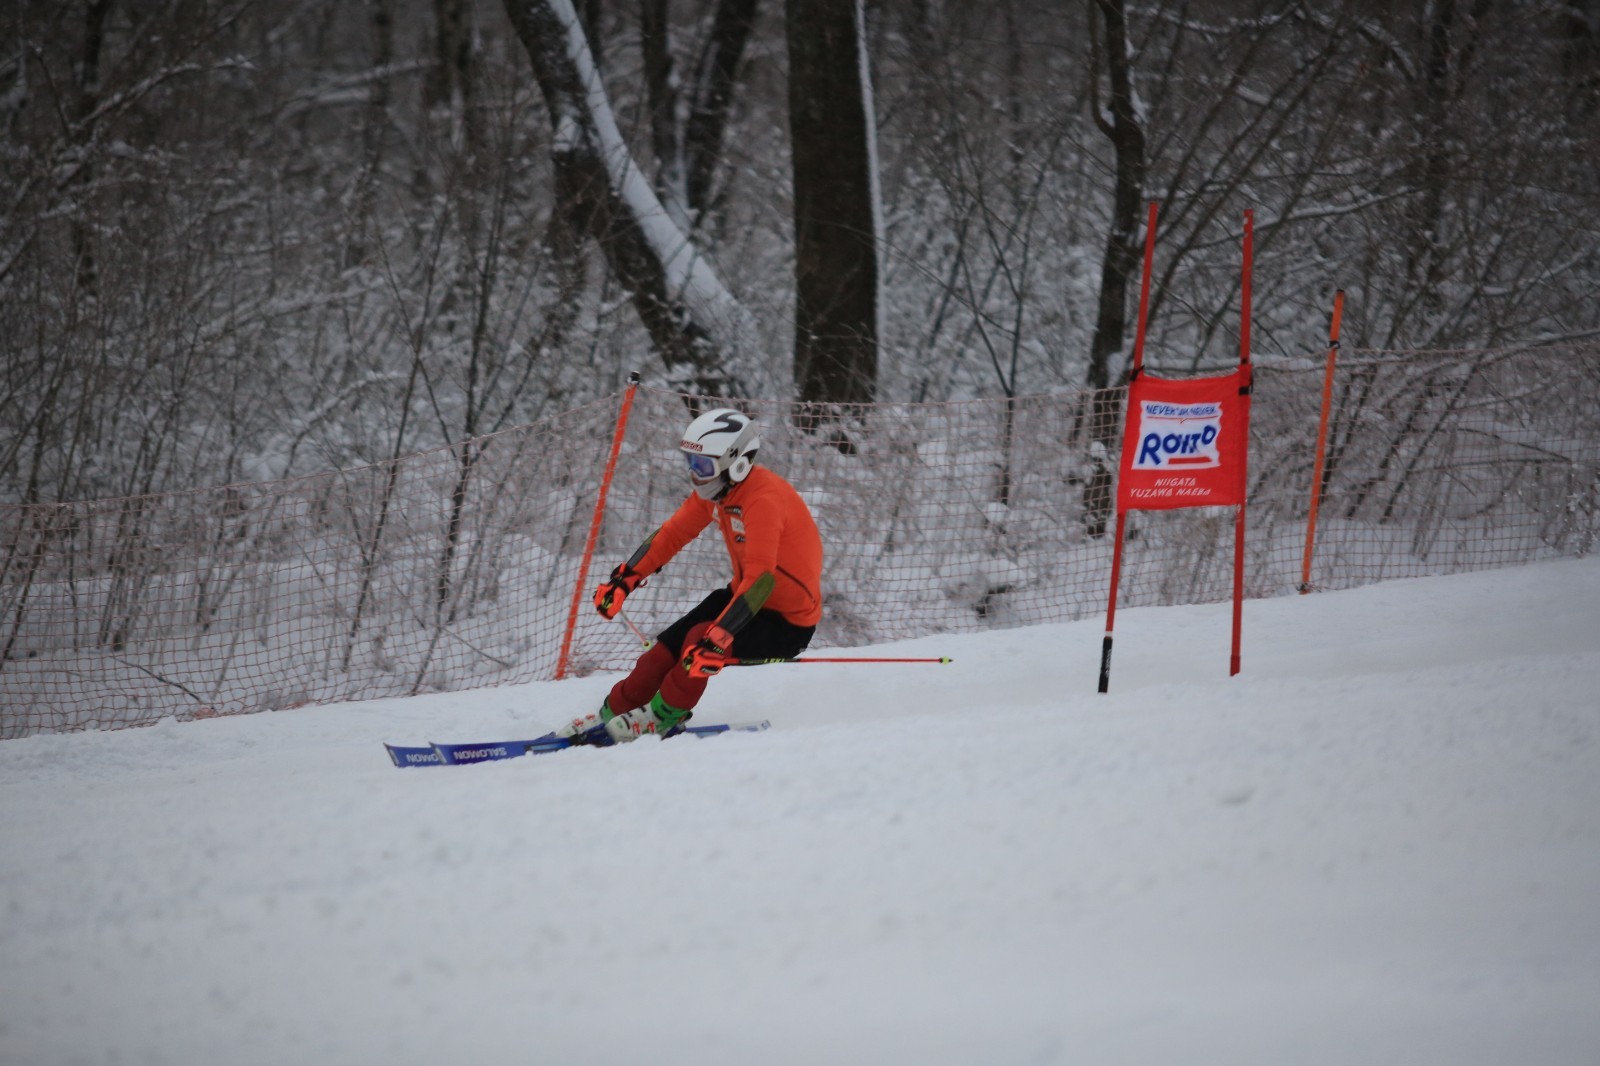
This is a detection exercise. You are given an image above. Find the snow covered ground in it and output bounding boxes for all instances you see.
[2,558,1598,1066]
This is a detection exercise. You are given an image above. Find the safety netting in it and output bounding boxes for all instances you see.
[2,347,1596,737]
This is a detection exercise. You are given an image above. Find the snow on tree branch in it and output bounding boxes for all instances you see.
[505,0,760,394]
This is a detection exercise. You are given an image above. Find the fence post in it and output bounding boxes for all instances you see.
[555,373,641,680]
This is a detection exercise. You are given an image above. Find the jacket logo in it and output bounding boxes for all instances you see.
[725,506,747,543]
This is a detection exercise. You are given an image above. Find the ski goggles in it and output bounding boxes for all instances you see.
[684,451,719,479]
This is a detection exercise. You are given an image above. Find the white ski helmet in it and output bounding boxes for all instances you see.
[680,407,760,499]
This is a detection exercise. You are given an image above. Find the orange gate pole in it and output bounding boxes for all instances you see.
[1098,201,1160,694]
[1230,210,1254,677]
[555,372,640,680]
[1300,290,1345,594]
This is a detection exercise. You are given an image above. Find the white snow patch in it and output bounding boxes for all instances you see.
[2,558,1598,1064]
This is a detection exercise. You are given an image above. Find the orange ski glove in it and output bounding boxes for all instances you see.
[682,624,735,678]
[593,565,645,620]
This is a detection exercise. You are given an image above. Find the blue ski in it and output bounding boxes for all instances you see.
[384,721,770,768]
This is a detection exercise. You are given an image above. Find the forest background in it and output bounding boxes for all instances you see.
[3,0,1598,507]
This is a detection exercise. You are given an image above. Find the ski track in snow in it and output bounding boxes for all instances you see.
[2,559,1598,1065]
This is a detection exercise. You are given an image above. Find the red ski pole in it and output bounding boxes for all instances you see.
[726,655,952,666]
[614,611,951,666]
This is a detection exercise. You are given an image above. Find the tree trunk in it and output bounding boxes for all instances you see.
[1082,0,1145,537]
[70,0,114,298]
[687,0,760,221]
[788,0,879,407]
[638,0,763,229]
[1086,0,1145,396]
[345,0,395,268]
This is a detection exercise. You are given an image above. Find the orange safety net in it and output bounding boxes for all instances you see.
[2,347,1596,737]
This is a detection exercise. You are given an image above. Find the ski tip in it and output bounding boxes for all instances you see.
[687,719,770,735]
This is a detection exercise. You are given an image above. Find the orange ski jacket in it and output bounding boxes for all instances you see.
[632,466,823,628]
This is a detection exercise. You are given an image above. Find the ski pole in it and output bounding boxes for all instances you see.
[616,608,654,649]
[726,655,952,666]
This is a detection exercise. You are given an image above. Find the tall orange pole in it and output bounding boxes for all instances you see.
[1099,201,1160,694]
[1300,290,1345,594]
[555,372,640,680]
[1230,210,1254,677]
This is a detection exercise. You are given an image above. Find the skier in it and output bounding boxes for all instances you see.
[557,407,823,744]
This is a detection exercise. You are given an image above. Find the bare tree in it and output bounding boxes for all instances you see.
[1085,0,1145,398]
[504,0,759,395]
[343,0,396,268]
[641,0,761,232]
[3,0,1597,512]
[1075,0,1146,535]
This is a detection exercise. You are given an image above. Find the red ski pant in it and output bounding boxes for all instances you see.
[606,587,814,716]
[606,622,715,715]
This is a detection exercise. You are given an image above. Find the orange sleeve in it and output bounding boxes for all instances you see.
[631,493,713,578]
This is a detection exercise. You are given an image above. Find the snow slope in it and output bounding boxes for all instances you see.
[2,559,1598,1066]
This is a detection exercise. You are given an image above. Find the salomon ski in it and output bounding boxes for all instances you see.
[384,721,769,768]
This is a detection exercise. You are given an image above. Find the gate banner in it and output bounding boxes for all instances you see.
[1117,365,1252,511]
